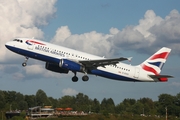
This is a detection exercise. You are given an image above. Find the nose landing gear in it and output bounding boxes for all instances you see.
[22,57,29,67]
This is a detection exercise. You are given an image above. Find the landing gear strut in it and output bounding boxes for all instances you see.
[72,72,78,82]
[22,57,29,67]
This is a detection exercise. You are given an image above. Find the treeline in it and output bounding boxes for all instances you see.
[0,89,180,117]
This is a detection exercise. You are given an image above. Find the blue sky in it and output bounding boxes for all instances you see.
[1,0,180,105]
[43,0,180,35]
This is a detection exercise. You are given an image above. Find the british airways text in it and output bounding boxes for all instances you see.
[35,45,65,57]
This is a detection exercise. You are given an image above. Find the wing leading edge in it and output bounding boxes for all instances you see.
[79,57,132,68]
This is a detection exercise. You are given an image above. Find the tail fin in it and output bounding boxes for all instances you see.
[139,47,171,75]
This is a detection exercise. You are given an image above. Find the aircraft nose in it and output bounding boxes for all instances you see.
[5,42,10,48]
[5,42,13,50]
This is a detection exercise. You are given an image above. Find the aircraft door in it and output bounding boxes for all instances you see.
[27,44,34,50]
[134,68,140,78]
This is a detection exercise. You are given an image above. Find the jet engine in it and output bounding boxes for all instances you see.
[45,62,69,73]
[59,59,85,72]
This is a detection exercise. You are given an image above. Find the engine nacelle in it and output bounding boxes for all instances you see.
[45,62,69,73]
[59,59,85,72]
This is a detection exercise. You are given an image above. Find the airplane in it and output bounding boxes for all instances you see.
[5,38,173,82]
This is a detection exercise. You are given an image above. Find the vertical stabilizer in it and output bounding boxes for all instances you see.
[139,47,171,75]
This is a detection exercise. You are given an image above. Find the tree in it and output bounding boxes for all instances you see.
[0,90,5,110]
[48,97,58,108]
[18,101,28,110]
[24,95,36,107]
[101,98,115,113]
[158,93,176,115]
[58,95,75,108]
[74,93,92,112]
[115,102,126,114]
[138,97,154,115]
[36,89,50,106]
[91,98,100,113]
[132,101,144,115]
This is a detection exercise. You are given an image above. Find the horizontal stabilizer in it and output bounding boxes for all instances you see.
[149,75,174,78]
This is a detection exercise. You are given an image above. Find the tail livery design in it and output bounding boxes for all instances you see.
[140,47,173,82]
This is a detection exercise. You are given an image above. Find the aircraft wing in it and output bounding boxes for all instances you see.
[79,57,132,68]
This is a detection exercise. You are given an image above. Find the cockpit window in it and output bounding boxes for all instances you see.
[13,39,23,43]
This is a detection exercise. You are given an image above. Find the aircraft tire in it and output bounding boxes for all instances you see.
[72,76,78,82]
[82,75,89,81]
[22,62,27,67]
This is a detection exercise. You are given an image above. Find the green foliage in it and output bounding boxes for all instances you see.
[158,93,178,116]
[10,116,24,120]
[0,90,5,110]
[1,89,180,119]
[36,89,50,106]
[20,111,26,118]
[101,98,115,113]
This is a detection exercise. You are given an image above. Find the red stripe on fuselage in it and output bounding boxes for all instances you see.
[27,40,45,45]
[150,52,169,60]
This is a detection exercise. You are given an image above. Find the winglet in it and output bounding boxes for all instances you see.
[128,57,133,62]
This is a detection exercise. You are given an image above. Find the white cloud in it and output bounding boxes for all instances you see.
[25,65,44,75]
[109,27,120,35]
[51,26,71,43]
[149,10,180,54]
[134,10,163,38]
[17,0,57,26]
[51,27,113,57]
[0,0,57,62]
[62,88,78,96]
[51,10,180,56]
[111,9,180,55]
[13,72,25,80]
[0,0,57,79]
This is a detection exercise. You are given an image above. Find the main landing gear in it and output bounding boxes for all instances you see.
[72,72,78,82]
[82,75,89,81]
[72,72,89,82]
[22,57,29,67]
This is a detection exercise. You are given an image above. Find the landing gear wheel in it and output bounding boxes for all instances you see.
[22,62,27,67]
[82,75,89,81]
[72,76,78,82]
[22,56,29,67]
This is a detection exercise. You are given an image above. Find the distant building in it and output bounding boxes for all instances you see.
[27,106,54,119]
[5,111,20,119]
